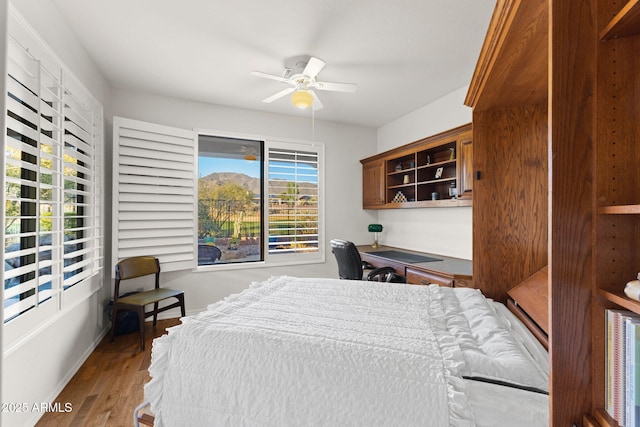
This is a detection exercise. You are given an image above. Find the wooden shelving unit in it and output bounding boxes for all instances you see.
[592,1,640,424]
[464,0,628,425]
[360,124,472,209]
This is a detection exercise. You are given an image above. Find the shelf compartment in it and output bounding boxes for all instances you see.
[387,185,415,203]
[417,180,457,202]
[387,170,415,187]
[417,142,456,167]
[386,154,416,175]
[417,162,456,183]
[600,0,640,40]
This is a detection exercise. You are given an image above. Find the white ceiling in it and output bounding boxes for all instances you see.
[50,0,495,128]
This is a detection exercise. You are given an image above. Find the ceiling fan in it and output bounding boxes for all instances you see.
[250,56,356,111]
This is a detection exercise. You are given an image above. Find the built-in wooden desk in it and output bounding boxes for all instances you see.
[357,245,473,288]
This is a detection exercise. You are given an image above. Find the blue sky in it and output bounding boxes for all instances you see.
[198,157,318,184]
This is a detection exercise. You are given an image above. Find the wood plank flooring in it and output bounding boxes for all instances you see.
[35,318,180,427]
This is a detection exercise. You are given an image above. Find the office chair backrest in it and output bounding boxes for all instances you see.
[330,239,363,280]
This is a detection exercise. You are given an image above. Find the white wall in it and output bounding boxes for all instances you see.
[110,89,378,313]
[375,86,473,260]
[3,2,111,426]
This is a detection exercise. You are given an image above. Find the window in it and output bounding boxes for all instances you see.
[267,145,320,256]
[3,11,103,327]
[197,135,323,267]
[113,123,323,271]
[198,136,263,265]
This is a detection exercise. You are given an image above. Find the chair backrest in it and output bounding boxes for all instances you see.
[114,256,161,299]
[330,239,363,280]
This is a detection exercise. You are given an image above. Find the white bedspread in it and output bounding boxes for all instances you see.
[146,276,476,426]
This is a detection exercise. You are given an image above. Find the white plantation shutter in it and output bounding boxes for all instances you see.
[62,87,102,288]
[113,117,197,273]
[4,37,60,321]
[266,141,323,261]
[3,7,104,325]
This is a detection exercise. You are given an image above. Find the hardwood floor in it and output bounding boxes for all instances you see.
[35,318,180,427]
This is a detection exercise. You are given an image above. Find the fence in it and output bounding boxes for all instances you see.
[198,198,260,240]
[198,198,319,247]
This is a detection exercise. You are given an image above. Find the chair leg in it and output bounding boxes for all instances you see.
[137,306,146,352]
[109,306,119,343]
[179,295,186,317]
[153,302,159,326]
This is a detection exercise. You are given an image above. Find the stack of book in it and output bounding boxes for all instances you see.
[607,309,640,426]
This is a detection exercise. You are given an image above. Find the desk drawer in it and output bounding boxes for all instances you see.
[406,267,453,287]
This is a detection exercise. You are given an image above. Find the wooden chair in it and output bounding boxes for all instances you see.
[110,256,185,351]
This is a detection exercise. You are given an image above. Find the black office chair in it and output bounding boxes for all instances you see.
[330,239,404,282]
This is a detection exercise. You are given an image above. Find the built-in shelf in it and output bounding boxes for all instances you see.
[360,123,472,209]
[600,0,640,40]
[598,289,640,313]
[598,204,640,214]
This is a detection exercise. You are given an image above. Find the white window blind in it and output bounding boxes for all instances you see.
[267,143,322,258]
[112,117,197,274]
[3,9,103,325]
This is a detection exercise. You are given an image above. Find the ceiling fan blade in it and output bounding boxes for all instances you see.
[262,87,295,103]
[311,81,357,93]
[310,90,324,111]
[303,57,326,79]
[250,71,291,84]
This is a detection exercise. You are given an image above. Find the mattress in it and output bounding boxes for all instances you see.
[145,276,548,426]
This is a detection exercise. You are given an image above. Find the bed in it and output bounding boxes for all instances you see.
[141,276,549,426]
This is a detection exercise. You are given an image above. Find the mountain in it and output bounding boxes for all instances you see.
[199,172,318,196]
[200,172,261,194]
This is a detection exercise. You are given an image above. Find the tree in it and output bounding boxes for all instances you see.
[198,181,255,238]
[280,182,299,202]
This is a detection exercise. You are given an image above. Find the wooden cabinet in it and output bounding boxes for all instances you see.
[360,124,472,209]
[466,0,640,425]
[362,159,386,208]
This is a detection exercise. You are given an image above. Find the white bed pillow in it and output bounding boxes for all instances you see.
[436,286,549,392]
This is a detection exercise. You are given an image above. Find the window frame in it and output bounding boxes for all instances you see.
[195,130,325,272]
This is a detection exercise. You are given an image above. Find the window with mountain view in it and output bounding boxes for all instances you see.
[198,135,322,266]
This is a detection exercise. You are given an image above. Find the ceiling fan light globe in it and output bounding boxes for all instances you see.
[291,90,313,109]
